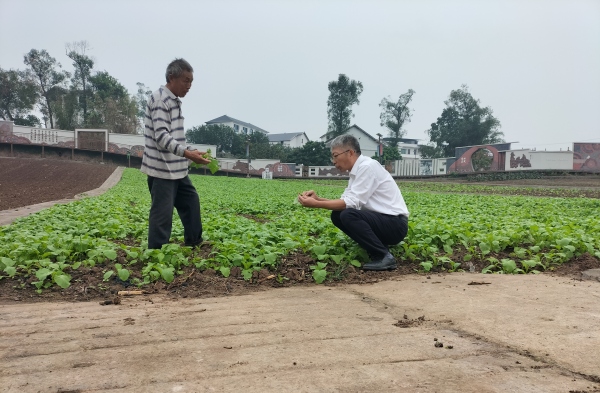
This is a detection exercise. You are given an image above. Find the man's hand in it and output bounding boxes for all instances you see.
[300,190,318,199]
[297,193,320,208]
[184,150,211,165]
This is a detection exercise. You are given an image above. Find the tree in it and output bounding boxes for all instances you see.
[89,71,127,101]
[287,141,331,166]
[135,82,152,133]
[66,41,94,125]
[186,124,238,155]
[0,68,40,126]
[326,74,363,139]
[87,71,138,134]
[264,143,291,161]
[245,132,275,159]
[379,89,415,148]
[423,85,503,158]
[23,49,69,128]
[53,89,79,131]
[383,144,401,161]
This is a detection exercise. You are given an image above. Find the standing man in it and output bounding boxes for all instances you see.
[298,134,409,271]
[141,58,211,249]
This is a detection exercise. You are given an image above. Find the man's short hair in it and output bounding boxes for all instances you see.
[165,58,194,83]
[330,134,361,155]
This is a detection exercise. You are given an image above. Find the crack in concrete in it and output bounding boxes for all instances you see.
[342,286,600,386]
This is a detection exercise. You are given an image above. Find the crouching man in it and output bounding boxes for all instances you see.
[298,134,409,270]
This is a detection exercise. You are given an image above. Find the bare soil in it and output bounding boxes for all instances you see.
[0,157,116,210]
[1,158,599,304]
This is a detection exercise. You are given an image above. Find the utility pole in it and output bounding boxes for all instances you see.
[376,133,383,164]
[246,136,251,178]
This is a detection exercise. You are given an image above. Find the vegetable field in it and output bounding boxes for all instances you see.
[1,169,599,296]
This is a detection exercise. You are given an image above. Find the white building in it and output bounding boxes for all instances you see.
[205,115,268,135]
[382,137,421,158]
[268,132,309,148]
[397,138,421,158]
[320,125,379,157]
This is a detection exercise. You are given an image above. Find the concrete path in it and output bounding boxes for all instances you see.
[0,166,124,226]
[1,273,599,392]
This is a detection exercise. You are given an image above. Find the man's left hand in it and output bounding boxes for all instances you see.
[298,194,319,208]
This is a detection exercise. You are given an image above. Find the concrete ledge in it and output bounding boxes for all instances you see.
[1,275,599,392]
[582,268,600,282]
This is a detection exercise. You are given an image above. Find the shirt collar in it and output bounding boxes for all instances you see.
[349,154,367,175]
[161,85,181,103]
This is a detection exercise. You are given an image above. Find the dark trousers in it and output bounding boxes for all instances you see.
[331,209,408,259]
[147,175,202,249]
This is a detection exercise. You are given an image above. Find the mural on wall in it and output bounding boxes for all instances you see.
[227,161,296,177]
[573,143,600,172]
[310,166,349,177]
[384,161,394,173]
[510,152,532,168]
[107,143,144,157]
[447,143,511,173]
[420,160,432,175]
[0,120,13,138]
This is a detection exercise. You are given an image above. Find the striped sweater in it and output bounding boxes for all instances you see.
[140,86,191,179]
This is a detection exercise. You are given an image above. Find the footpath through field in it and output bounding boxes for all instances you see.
[1,274,599,392]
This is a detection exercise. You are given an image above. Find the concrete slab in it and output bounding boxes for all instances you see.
[0,166,124,226]
[1,274,599,392]
[583,269,600,282]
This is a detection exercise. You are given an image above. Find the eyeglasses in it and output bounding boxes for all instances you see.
[330,149,351,162]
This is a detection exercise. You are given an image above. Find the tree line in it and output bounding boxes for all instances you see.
[2,44,503,161]
[187,76,503,163]
[1,41,147,134]
[324,74,504,159]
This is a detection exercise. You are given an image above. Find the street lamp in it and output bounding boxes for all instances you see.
[246,136,251,178]
[376,133,383,164]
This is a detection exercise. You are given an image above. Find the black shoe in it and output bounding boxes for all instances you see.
[362,252,397,271]
[184,240,203,248]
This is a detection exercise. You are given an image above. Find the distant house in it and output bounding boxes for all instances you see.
[320,125,379,157]
[268,132,309,148]
[205,115,268,135]
[383,137,421,158]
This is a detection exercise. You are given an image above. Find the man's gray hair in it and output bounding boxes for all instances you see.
[165,58,194,83]
[330,134,361,155]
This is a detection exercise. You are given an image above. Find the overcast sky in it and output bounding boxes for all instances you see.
[1,0,598,151]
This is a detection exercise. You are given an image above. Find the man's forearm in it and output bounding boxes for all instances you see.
[314,198,346,211]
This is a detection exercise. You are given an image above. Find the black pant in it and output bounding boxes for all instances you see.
[147,175,202,249]
[331,209,408,259]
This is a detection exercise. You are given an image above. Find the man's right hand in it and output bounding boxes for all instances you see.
[184,150,211,165]
[300,190,318,198]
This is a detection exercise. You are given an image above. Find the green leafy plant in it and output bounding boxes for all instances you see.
[190,148,220,174]
[0,169,599,292]
[310,262,328,284]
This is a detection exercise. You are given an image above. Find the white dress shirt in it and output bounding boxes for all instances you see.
[340,155,409,217]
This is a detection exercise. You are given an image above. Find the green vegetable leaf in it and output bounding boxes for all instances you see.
[350,260,362,267]
[35,268,52,281]
[219,266,230,278]
[312,245,327,257]
[54,274,71,288]
[4,266,16,277]
[312,269,327,284]
[118,269,130,281]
